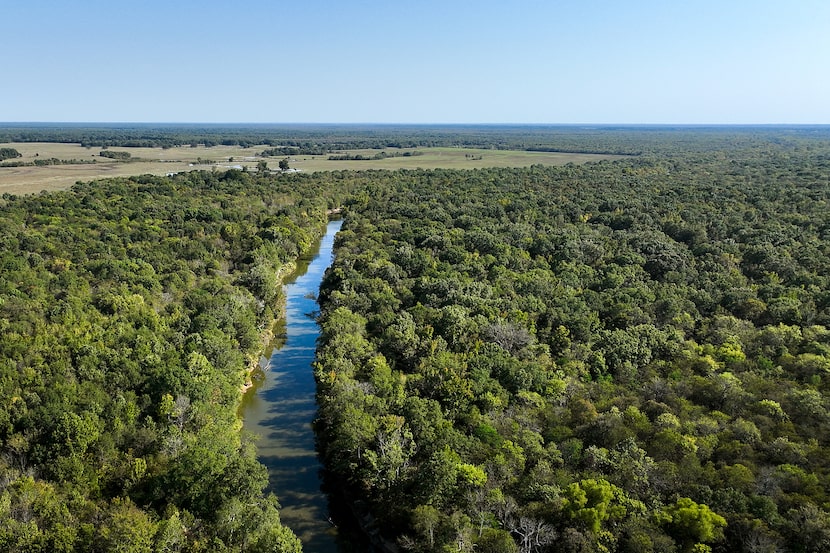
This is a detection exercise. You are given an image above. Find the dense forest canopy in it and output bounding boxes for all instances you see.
[2,125,830,552]
[0,168,357,551]
[313,133,830,553]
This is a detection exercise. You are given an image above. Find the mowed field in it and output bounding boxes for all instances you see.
[0,142,624,195]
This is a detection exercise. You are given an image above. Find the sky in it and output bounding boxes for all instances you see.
[3,0,829,124]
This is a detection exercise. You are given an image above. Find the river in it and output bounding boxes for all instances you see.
[240,219,345,553]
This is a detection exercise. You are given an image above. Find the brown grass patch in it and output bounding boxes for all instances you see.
[0,143,623,195]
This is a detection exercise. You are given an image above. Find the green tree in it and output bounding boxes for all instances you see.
[561,478,631,534]
[477,528,519,553]
[412,504,442,548]
[659,497,726,552]
[95,498,157,553]
[0,147,21,161]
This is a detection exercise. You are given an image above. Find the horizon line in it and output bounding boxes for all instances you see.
[2,121,830,128]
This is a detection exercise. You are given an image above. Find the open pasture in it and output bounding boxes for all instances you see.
[287,147,623,172]
[0,142,623,194]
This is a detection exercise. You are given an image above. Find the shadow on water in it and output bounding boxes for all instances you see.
[240,219,358,553]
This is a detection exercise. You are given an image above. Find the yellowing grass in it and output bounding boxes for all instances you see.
[0,143,623,195]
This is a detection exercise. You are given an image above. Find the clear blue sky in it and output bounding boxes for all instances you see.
[3,0,829,124]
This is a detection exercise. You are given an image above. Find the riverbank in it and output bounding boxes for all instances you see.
[239,218,345,553]
[240,261,296,395]
[239,212,338,396]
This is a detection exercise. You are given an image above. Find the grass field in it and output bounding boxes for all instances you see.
[0,142,624,195]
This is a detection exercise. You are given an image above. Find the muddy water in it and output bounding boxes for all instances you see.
[240,219,344,553]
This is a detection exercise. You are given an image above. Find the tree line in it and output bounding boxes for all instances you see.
[6,123,827,156]
[98,150,132,160]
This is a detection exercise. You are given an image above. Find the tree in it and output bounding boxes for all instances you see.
[561,478,630,534]
[477,528,519,553]
[257,160,268,172]
[659,497,726,552]
[95,498,157,553]
[0,147,21,161]
[279,157,290,171]
[412,504,441,548]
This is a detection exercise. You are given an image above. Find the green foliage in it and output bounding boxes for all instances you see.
[98,149,132,160]
[0,147,21,161]
[313,129,830,553]
[0,168,352,551]
[6,125,830,552]
[660,497,726,550]
[561,478,631,533]
[477,527,519,553]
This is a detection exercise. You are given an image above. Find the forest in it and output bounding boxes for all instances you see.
[1,125,830,552]
[313,134,830,553]
[4,123,828,156]
[0,168,354,551]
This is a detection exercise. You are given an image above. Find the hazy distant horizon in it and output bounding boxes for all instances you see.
[3,122,830,129]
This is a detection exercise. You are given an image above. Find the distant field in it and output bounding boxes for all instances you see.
[0,142,624,195]
[289,147,624,172]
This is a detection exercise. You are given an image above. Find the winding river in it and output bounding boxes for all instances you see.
[240,219,344,553]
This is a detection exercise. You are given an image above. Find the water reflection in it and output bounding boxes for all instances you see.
[240,219,343,553]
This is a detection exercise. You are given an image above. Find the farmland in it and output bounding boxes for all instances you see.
[0,141,623,195]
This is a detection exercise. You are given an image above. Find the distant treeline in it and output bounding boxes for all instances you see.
[0,157,97,167]
[260,146,328,157]
[327,150,424,161]
[98,149,132,160]
[3,123,829,156]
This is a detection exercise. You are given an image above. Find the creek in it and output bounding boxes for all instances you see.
[240,219,345,553]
